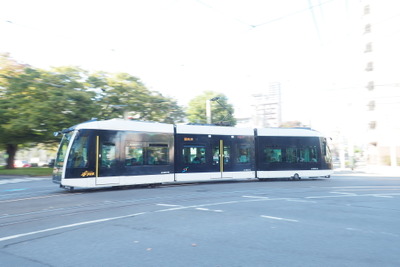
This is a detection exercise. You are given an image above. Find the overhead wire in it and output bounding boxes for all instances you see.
[248,0,335,29]
[308,0,323,45]
[193,0,335,29]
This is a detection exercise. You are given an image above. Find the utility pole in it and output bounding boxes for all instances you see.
[206,97,232,126]
[206,99,212,124]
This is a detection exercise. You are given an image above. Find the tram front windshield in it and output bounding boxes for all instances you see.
[54,132,74,168]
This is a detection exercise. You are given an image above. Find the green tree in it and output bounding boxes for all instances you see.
[88,72,185,123]
[279,121,306,128]
[186,91,236,126]
[0,54,185,168]
[0,59,101,168]
[0,53,29,169]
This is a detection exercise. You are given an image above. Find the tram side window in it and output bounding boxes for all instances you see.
[322,140,332,162]
[212,146,219,164]
[212,145,231,164]
[286,148,297,163]
[223,145,231,163]
[67,135,89,168]
[125,144,143,166]
[146,144,169,165]
[309,146,318,162]
[237,145,251,163]
[302,146,318,162]
[286,146,318,163]
[101,143,116,168]
[265,148,282,163]
[182,145,206,164]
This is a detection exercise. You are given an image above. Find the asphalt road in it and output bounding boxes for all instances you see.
[1,173,400,267]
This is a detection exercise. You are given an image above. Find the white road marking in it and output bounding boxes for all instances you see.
[242,195,270,199]
[261,215,299,222]
[156,200,241,213]
[154,206,186,212]
[330,192,357,195]
[195,207,223,212]
[306,195,357,199]
[242,195,315,203]
[157,204,224,213]
[369,194,393,198]
[156,204,182,207]
[2,189,395,243]
[0,212,147,242]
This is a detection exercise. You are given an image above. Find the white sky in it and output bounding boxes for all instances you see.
[1,0,366,133]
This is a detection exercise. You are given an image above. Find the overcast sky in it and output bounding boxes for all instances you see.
[1,0,366,132]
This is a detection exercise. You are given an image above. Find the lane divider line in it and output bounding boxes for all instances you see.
[156,204,182,207]
[261,215,299,222]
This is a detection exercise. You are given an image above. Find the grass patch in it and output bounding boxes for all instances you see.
[0,167,53,176]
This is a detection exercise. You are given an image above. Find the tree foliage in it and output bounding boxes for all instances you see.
[279,121,306,128]
[186,91,236,126]
[89,72,184,123]
[0,54,185,168]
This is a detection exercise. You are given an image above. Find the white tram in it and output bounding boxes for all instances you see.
[53,119,333,190]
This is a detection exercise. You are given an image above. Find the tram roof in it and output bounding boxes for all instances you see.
[256,127,323,137]
[73,119,174,133]
[65,119,325,138]
[176,124,254,136]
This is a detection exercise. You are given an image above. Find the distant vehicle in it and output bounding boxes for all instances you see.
[48,159,55,168]
[14,160,31,168]
[53,119,333,190]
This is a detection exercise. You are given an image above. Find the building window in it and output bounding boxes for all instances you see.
[367,100,375,111]
[364,42,372,53]
[364,24,371,34]
[369,121,377,129]
[365,62,374,71]
[366,81,374,91]
[364,5,370,15]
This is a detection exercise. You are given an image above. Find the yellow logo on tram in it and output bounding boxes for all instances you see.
[81,170,95,177]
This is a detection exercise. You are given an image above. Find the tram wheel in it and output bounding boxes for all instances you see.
[293,173,300,180]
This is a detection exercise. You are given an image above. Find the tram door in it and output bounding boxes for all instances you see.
[211,138,233,178]
[95,133,120,185]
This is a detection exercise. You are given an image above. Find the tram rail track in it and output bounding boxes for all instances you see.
[0,183,270,232]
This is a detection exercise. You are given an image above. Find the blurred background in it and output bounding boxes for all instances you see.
[1,0,399,170]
